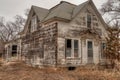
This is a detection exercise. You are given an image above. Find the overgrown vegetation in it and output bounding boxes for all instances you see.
[100,0,120,69]
[0,61,120,80]
[104,27,120,69]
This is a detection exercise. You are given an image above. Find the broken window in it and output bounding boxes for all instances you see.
[66,39,72,57]
[12,45,17,56]
[65,39,79,58]
[87,14,92,28]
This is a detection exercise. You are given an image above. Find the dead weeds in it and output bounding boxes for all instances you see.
[0,61,120,80]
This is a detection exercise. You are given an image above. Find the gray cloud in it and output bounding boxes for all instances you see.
[0,0,107,21]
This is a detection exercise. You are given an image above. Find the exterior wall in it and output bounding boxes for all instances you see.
[71,4,108,39]
[42,22,57,66]
[4,39,22,62]
[57,22,104,66]
[22,21,58,67]
[57,3,108,66]
[21,2,108,67]
[57,22,82,66]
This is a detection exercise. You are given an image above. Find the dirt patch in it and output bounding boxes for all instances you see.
[0,61,120,80]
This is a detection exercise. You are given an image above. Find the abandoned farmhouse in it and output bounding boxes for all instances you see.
[3,0,108,67]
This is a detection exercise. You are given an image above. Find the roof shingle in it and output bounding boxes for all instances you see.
[32,1,88,22]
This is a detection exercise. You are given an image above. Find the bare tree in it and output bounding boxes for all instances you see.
[0,17,12,42]
[0,16,24,42]
[0,9,29,42]
[100,0,120,26]
[100,0,120,69]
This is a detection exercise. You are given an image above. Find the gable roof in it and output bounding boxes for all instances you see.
[43,1,76,21]
[30,0,106,24]
[30,1,89,22]
[32,6,49,21]
[22,0,108,34]
[72,1,89,18]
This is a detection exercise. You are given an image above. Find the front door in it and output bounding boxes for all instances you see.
[87,41,93,63]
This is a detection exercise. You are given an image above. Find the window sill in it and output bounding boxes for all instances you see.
[66,57,81,60]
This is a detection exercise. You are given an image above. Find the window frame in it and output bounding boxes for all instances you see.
[86,14,92,28]
[87,40,93,58]
[65,39,72,58]
[65,38,80,58]
[74,40,79,57]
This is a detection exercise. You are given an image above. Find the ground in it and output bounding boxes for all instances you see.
[0,60,120,80]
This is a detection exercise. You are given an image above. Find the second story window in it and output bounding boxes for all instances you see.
[87,14,92,28]
[31,16,37,32]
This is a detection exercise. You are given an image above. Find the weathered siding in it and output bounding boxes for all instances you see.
[56,3,108,66]
[22,22,58,66]
[57,21,82,66]
[21,1,108,67]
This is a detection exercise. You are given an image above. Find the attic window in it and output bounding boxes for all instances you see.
[31,16,37,32]
[87,14,91,28]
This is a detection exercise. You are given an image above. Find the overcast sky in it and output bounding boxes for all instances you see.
[0,0,107,21]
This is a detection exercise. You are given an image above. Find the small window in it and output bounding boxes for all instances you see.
[12,45,17,56]
[66,39,72,57]
[101,43,106,58]
[87,14,92,28]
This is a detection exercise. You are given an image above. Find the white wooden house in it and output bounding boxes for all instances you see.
[10,0,108,67]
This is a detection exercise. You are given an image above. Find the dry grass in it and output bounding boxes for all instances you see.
[0,61,120,80]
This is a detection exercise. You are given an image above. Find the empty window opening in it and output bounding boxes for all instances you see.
[12,45,17,56]
[68,67,76,71]
[65,39,79,58]
[66,39,72,57]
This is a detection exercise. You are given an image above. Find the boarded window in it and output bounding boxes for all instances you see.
[39,40,44,59]
[87,14,91,28]
[101,43,106,58]
[66,39,72,57]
